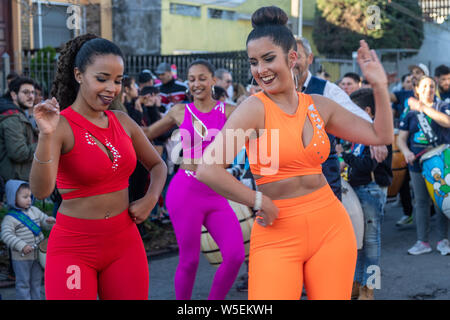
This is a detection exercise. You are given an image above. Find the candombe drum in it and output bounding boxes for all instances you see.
[38,238,48,269]
[420,144,450,219]
[388,129,407,197]
[201,200,254,266]
[341,178,364,250]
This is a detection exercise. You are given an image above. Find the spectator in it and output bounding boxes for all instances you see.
[1,180,55,300]
[0,176,4,207]
[340,88,393,300]
[155,62,188,113]
[435,64,450,104]
[397,75,450,256]
[122,75,142,124]
[213,85,229,102]
[232,82,246,104]
[339,72,361,96]
[215,68,234,104]
[0,77,38,182]
[138,69,155,90]
[391,74,414,120]
[33,83,44,105]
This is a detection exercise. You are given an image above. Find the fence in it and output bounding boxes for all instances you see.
[1,50,251,97]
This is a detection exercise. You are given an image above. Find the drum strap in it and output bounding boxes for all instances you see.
[416,112,438,146]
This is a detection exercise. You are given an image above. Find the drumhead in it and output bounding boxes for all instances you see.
[420,144,449,163]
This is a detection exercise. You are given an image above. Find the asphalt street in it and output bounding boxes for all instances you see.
[1,199,449,300]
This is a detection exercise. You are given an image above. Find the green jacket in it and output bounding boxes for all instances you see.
[0,98,38,181]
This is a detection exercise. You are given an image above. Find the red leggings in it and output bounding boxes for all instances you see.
[45,209,149,300]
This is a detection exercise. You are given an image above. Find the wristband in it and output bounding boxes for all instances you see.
[253,191,262,211]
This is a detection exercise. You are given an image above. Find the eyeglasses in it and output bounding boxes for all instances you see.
[19,90,35,96]
[226,80,233,84]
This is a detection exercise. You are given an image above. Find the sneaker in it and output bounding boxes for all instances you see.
[437,239,450,256]
[408,241,432,255]
[396,215,413,227]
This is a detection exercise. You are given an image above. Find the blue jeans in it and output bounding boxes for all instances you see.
[353,182,386,287]
[12,259,43,300]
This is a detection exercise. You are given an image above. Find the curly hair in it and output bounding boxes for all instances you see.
[51,34,124,110]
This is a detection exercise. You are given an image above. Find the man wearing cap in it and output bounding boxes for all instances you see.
[435,65,450,104]
[154,62,188,113]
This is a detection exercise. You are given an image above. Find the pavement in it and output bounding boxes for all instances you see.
[0,199,449,300]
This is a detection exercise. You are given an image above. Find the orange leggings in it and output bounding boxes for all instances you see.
[249,184,357,300]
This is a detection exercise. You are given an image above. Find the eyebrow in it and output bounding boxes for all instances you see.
[96,72,123,78]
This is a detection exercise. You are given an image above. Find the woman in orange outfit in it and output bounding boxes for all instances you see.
[196,6,393,300]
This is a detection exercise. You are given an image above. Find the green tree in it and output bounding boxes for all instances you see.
[312,0,424,57]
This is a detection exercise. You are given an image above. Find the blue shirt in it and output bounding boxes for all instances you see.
[393,90,414,118]
[399,101,450,172]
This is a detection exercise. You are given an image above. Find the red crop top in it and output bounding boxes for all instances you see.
[245,92,330,185]
[56,107,137,200]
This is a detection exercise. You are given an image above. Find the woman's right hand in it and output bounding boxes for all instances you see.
[34,97,60,135]
[255,195,279,227]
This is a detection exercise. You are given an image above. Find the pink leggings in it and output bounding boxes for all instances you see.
[166,170,245,300]
[45,209,149,300]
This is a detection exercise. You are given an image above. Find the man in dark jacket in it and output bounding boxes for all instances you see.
[0,77,37,182]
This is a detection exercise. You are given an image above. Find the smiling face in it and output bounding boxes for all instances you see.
[187,64,216,101]
[247,36,297,95]
[339,77,360,96]
[74,54,124,111]
[416,77,436,103]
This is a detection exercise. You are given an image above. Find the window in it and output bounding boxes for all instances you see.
[207,8,236,20]
[32,2,76,49]
[170,3,201,17]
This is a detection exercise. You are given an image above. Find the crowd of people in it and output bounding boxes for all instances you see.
[0,5,449,301]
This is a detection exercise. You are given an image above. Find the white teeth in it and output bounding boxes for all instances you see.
[261,75,275,82]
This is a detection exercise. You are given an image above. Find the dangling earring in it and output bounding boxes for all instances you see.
[291,69,299,91]
[251,77,256,87]
[212,85,216,97]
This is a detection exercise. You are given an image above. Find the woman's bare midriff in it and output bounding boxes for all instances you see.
[253,174,328,200]
[57,188,129,220]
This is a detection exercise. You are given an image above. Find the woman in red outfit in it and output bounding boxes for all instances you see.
[29,34,167,300]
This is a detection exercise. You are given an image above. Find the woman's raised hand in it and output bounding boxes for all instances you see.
[34,97,61,135]
[357,40,388,87]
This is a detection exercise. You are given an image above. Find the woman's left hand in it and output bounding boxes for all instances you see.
[357,40,387,87]
[129,194,159,224]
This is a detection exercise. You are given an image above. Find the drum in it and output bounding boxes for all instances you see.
[388,130,407,197]
[201,200,254,267]
[38,238,48,269]
[420,144,450,219]
[341,179,365,250]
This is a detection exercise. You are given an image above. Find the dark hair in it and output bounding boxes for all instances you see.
[8,76,35,94]
[213,85,228,100]
[188,59,216,76]
[17,182,31,193]
[343,72,361,83]
[401,73,411,83]
[435,64,450,78]
[51,34,124,110]
[7,72,19,81]
[350,88,375,116]
[139,86,160,96]
[138,71,153,84]
[246,6,296,54]
[122,75,134,89]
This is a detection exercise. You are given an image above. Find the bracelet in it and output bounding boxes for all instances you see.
[33,153,53,164]
[253,191,262,211]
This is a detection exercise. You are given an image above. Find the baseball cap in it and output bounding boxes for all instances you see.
[155,62,172,75]
[408,63,430,76]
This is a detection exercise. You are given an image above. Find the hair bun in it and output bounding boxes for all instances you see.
[251,6,289,28]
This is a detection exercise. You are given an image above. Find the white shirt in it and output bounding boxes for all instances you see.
[303,71,372,123]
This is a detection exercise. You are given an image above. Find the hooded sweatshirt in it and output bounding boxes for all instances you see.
[1,180,52,261]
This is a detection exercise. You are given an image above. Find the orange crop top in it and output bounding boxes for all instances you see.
[244,91,330,186]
